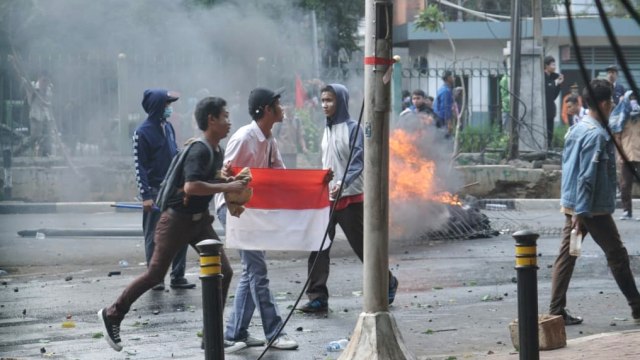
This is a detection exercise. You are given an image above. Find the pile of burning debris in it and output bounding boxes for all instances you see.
[389,126,498,241]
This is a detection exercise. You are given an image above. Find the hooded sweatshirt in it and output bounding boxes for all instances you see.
[321,84,364,202]
[133,89,178,201]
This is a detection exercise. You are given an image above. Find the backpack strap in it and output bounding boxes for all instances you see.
[155,137,214,211]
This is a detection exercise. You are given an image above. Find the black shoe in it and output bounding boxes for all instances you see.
[152,282,165,291]
[631,305,640,323]
[98,308,122,351]
[559,309,583,325]
[388,276,399,305]
[170,278,196,289]
[298,298,328,313]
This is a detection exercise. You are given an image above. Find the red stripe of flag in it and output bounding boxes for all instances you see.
[233,168,330,210]
[364,56,396,65]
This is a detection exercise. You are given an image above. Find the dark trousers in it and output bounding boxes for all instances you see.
[549,214,640,315]
[107,210,233,322]
[306,202,393,301]
[143,206,188,280]
[546,115,554,148]
[619,161,639,215]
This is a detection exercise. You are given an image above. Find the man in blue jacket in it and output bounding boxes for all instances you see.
[549,79,640,325]
[133,89,194,290]
[434,71,454,137]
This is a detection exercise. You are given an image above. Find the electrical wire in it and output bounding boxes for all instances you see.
[256,99,365,360]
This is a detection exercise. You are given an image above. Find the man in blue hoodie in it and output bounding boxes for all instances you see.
[133,89,193,290]
[299,84,398,313]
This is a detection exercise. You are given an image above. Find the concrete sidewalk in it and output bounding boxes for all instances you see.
[487,329,640,359]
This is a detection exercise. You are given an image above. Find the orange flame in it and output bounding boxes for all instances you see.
[389,129,461,206]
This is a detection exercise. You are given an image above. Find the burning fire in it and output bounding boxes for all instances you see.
[389,129,461,206]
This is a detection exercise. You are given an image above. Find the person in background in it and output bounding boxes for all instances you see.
[548,79,640,326]
[20,71,55,156]
[606,65,626,106]
[434,71,455,137]
[561,83,583,125]
[400,89,436,126]
[499,70,510,132]
[132,89,194,291]
[544,55,564,148]
[273,103,307,168]
[564,95,585,126]
[611,91,640,221]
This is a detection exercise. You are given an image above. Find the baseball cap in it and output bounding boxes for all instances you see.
[248,87,285,117]
[167,90,180,103]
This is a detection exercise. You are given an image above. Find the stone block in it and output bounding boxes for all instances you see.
[509,314,566,351]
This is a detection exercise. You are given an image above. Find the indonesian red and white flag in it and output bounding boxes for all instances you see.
[225,168,331,251]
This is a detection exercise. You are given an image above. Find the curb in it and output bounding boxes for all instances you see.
[0,202,138,214]
[2,199,639,214]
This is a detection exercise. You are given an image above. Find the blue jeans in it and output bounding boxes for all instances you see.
[217,205,286,342]
[143,203,188,280]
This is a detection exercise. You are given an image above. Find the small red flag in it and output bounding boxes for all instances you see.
[295,74,307,109]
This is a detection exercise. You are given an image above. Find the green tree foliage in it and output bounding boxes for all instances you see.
[603,0,640,16]
[297,0,365,56]
[415,4,446,32]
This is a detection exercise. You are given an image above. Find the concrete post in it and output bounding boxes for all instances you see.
[517,40,545,152]
[339,1,414,359]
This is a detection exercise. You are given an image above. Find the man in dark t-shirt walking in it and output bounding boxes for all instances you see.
[98,97,249,354]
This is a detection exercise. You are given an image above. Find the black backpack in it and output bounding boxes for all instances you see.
[155,138,214,212]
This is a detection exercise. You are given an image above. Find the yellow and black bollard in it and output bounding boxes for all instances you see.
[513,230,540,360]
[196,239,225,360]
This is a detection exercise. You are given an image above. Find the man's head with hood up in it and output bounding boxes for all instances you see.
[321,84,351,125]
[141,89,179,123]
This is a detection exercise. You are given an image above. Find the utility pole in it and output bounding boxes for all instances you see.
[311,10,320,79]
[339,1,414,359]
[516,0,546,153]
[507,0,521,160]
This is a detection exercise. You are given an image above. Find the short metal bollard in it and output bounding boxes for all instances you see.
[196,239,225,360]
[513,230,540,360]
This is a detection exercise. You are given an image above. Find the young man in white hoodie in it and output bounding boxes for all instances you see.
[299,83,399,313]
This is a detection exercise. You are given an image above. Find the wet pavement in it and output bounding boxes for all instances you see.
[2,205,640,359]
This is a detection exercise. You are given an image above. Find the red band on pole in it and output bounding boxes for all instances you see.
[364,56,396,65]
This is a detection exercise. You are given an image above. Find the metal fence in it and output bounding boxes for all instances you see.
[400,62,507,128]
[1,54,506,156]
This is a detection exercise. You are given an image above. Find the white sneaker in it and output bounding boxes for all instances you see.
[620,211,632,220]
[224,340,247,354]
[271,334,298,350]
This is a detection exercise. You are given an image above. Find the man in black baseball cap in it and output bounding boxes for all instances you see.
[606,65,626,105]
[214,86,300,350]
[248,87,285,119]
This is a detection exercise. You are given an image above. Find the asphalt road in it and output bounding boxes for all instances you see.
[1,207,640,359]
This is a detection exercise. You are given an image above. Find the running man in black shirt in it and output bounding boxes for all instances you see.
[98,97,248,353]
